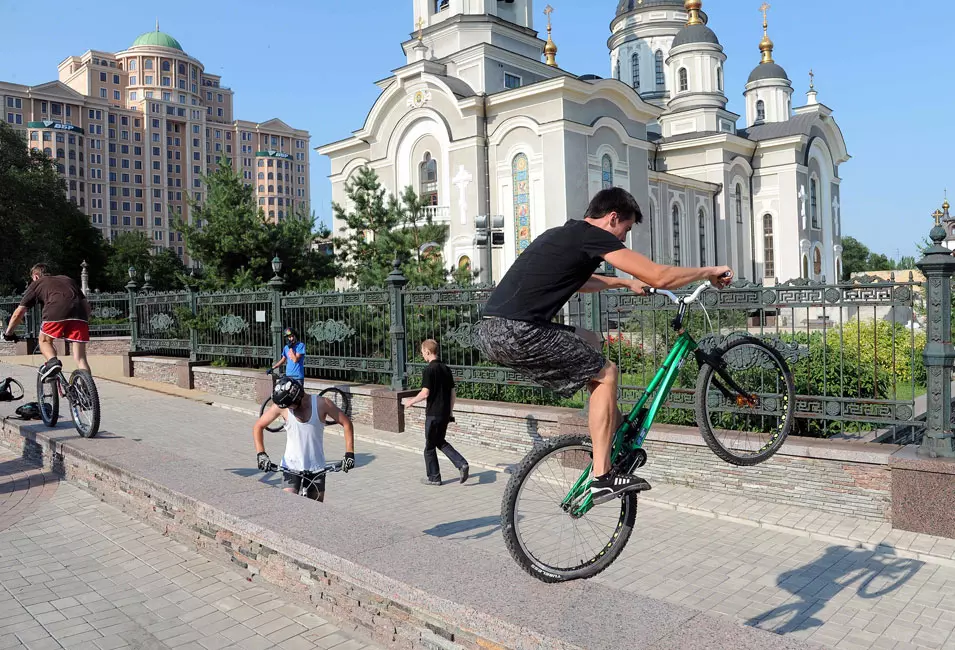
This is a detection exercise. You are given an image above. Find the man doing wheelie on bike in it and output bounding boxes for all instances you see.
[253,377,355,502]
[2,264,92,380]
[475,188,732,504]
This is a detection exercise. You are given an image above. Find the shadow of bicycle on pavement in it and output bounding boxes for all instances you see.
[424,515,501,541]
[747,545,923,635]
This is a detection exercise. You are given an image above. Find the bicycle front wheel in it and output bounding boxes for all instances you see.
[318,387,351,425]
[69,370,100,438]
[501,434,637,583]
[37,373,59,427]
[260,397,286,433]
[695,336,795,466]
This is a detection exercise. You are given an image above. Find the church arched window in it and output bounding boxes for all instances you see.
[813,247,822,276]
[614,59,621,81]
[513,153,531,257]
[648,202,656,261]
[756,100,765,122]
[810,178,819,229]
[763,214,775,278]
[672,204,681,266]
[679,68,688,92]
[802,255,810,279]
[419,152,438,206]
[698,208,706,264]
[735,183,745,273]
[435,0,449,11]
[631,52,640,90]
[654,51,665,89]
[717,67,723,91]
[601,154,613,190]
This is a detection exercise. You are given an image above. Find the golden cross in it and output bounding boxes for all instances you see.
[759,2,771,24]
[934,209,944,226]
[416,16,425,40]
[809,68,815,89]
[544,4,554,29]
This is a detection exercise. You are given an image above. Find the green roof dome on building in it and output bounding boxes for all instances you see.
[131,26,184,52]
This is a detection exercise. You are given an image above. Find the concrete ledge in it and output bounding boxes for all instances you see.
[0,418,816,650]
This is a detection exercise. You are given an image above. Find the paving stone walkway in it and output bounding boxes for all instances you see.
[0,449,381,650]
[1,361,955,650]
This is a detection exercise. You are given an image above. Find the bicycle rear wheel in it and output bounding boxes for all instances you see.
[37,373,59,427]
[318,387,351,425]
[260,397,286,433]
[69,370,101,438]
[501,434,637,583]
[695,336,795,466]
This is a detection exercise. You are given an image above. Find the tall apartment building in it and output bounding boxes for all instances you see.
[0,27,310,261]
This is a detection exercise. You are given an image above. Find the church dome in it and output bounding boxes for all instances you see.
[672,23,719,47]
[616,0,684,16]
[747,62,789,83]
[131,30,184,52]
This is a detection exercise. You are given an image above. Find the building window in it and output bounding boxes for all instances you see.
[631,52,640,90]
[513,153,531,257]
[735,183,745,273]
[717,67,723,91]
[671,204,681,266]
[756,100,765,122]
[601,154,613,190]
[419,152,438,206]
[813,247,822,276]
[655,51,665,88]
[810,178,819,229]
[648,202,656,261]
[763,214,775,278]
[698,208,706,264]
[678,68,688,92]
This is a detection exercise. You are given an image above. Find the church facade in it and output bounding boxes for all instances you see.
[319,0,849,285]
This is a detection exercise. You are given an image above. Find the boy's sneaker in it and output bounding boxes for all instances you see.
[589,471,651,505]
[38,358,63,381]
[459,465,469,484]
[420,478,442,486]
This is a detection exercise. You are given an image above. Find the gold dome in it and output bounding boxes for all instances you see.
[543,5,558,67]
[684,0,704,26]
[758,2,775,64]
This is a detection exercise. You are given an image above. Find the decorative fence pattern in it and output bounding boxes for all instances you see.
[87,292,131,337]
[135,291,190,357]
[196,290,274,363]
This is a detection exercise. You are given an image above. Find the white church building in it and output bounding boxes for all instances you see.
[318,0,850,285]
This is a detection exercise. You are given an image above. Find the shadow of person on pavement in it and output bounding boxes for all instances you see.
[424,515,501,540]
[747,545,923,635]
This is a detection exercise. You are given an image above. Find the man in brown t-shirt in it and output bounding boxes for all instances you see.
[2,264,92,379]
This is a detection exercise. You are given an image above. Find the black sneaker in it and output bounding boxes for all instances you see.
[420,478,442,486]
[589,471,651,505]
[38,358,63,381]
[459,465,469,484]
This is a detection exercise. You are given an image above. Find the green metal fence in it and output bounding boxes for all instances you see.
[87,291,131,337]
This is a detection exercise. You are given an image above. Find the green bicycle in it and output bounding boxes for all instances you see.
[501,281,796,582]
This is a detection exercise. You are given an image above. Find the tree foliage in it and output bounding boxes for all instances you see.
[840,235,917,281]
[0,122,108,293]
[177,160,334,291]
[331,166,467,289]
[100,232,186,292]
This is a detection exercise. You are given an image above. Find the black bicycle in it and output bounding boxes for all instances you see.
[3,333,102,438]
[262,460,344,498]
[259,371,352,432]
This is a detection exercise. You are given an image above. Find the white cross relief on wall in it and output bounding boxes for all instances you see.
[798,185,807,229]
[453,165,472,225]
[832,196,840,232]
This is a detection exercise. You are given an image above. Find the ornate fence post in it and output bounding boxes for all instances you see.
[915,209,955,458]
[80,260,89,296]
[268,256,284,364]
[126,266,139,352]
[386,259,408,391]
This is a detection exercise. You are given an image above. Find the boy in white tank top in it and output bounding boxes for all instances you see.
[253,377,355,502]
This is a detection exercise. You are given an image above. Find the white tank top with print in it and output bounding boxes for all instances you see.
[282,395,326,472]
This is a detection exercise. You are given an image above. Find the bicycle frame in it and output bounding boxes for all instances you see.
[562,330,700,517]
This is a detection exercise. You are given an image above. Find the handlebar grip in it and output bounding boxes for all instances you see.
[268,462,279,472]
[720,271,733,278]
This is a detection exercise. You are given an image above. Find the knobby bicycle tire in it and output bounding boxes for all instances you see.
[260,397,286,433]
[37,373,59,427]
[69,370,101,438]
[695,336,795,466]
[318,387,351,425]
[501,434,638,583]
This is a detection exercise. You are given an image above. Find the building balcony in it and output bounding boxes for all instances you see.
[422,205,451,223]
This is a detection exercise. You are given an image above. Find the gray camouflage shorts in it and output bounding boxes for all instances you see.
[474,318,607,398]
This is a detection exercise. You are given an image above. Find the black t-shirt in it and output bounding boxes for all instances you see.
[422,360,455,419]
[482,220,626,323]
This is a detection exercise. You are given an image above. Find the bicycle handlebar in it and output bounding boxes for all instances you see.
[0,332,20,343]
[645,281,712,305]
[267,461,344,476]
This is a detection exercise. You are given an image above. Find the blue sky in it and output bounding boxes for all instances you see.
[0,0,950,259]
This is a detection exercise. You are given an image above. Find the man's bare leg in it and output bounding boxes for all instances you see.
[37,333,56,363]
[588,361,618,476]
[71,341,91,373]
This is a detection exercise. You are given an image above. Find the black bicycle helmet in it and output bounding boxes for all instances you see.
[283,326,298,339]
[272,376,304,408]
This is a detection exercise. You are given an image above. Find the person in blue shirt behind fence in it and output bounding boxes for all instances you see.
[269,327,306,381]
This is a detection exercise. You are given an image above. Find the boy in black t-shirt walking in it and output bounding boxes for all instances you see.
[403,339,469,486]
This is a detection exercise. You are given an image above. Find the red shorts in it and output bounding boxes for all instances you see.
[40,320,90,343]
